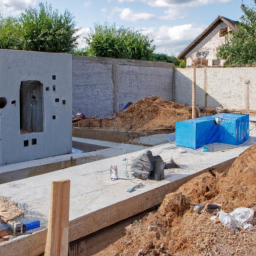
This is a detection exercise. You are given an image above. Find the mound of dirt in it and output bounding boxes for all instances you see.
[95,144,256,256]
[73,96,217,132]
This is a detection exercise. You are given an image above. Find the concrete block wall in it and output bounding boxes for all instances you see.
[174,67,256,110]
[0,50,72,166]
[72,56,174,117]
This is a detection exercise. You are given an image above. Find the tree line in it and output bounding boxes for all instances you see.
[1,1,255,67]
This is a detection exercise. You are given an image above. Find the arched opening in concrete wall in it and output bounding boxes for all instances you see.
[20,81,43,133]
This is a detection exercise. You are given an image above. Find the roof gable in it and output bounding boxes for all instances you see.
[177,16,238,59]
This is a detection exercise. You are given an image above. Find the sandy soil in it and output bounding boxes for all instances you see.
[73,96,216,132]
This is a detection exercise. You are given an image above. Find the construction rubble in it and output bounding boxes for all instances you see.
[95,143,256,256]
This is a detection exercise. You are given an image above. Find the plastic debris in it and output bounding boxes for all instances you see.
[110,165,118,181]
[22,219,40,231]
[218,207,254,232]
[127,183,143,193]
[202,145,210,152]
[123,158,129,178]
[193,204,205,214]
[148,225,157,231]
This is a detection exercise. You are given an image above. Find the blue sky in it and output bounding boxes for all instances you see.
[0,0,252,55]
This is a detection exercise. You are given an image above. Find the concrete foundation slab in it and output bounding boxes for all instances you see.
[0,129,256,255]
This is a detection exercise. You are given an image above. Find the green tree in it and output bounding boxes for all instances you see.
[217,1,256,66]
[85,23,155,60]
[0,3,79,53]
[20,3,78,52]
[0,15,21,50]
[151,53,180,66]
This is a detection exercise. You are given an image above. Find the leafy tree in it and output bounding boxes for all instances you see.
[151,53,180,66]
[217,1,256,66]
[20,3,78,52]
[0,3,79,53]
[85,23,155,60]
[0,15,21,50]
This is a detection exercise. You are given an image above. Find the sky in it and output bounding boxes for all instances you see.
[0,0,252,56]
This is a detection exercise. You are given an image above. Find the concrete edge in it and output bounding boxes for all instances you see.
[0,157,235,256]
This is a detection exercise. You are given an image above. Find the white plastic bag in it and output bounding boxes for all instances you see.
[218,207,254,231]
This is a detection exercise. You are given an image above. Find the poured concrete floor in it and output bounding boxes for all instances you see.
[1,128,256,255]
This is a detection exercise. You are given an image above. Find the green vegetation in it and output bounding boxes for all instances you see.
[85,23,155,60]
[0,3,78,52]
[0,15,21,50]
[0,5,180,64]
[217,1,256,66]
[151,53,180,66]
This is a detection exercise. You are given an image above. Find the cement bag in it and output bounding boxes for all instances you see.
[131,151,154,180]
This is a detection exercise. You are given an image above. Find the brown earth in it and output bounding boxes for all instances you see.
[73,96,216,132]
[95,143,256,256]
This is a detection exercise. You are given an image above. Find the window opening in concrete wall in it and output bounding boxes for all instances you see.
[62,100,66,105]
[0,97,7,109]
[32,139,37,145]
[52,75,56,80]
[55,98,59,103]
[53,115,56,120]
[11,100,16,105]
[20,81,43,134]
[24,140,29,147]
[53,85,56,92]
[46,87,49,91]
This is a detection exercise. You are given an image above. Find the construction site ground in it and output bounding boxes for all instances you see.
[0,126,256,256]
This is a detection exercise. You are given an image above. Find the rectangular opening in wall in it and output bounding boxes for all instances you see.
[55,98,59,103]
[53,85,56,92]
[24,140,29,147]
[52,75,56,80]
[53,115,56,120]
[20,81,43,134]
[32,139,37,145]
[12,100,16,104]
[62,100,66,105]
[46,87,49,91]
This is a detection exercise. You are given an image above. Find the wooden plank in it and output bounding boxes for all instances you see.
[45,180,70,256]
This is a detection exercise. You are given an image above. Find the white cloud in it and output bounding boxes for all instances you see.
[118,8,157,21]
[116,0,231,20]
[101,8,107,12]
[0,0,36,15]
[76,27,92,49]
[138,24,205,56]
[83,1,92,8]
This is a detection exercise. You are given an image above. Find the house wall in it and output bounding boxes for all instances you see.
[174,67,256,111]
[72,56,174,117]
[0,50,72,166]
[186,22,228,67]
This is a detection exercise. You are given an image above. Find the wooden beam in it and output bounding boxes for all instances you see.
[192,65,197,119]
[45,180,70,256]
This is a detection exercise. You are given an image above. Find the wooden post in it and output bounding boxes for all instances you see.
[45,180,70,256]
[192,65,197,119]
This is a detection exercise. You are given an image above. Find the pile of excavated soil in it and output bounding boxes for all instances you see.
[104,96,216,132]
[95,144,256,256]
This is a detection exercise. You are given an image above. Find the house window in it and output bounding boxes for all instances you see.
[219,27,228,37]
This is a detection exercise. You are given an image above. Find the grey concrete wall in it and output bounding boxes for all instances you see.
[72,56,174,117]
[0,49,72,166]
[174,67,256,110]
